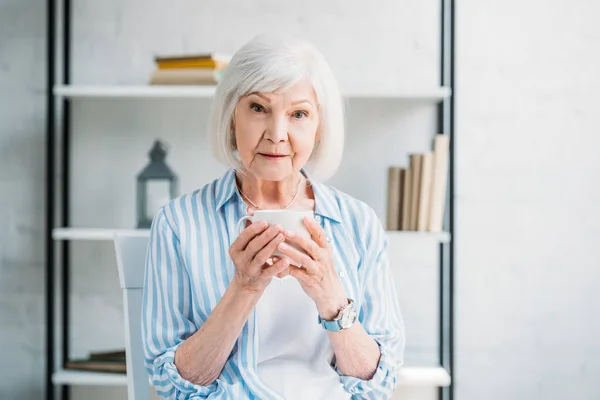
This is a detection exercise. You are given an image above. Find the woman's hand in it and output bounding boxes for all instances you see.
[229,221,290,293]
[277,217,348,320]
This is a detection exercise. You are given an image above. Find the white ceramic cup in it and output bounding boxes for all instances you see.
[236,209,315,266]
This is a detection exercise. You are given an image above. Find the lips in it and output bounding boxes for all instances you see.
[259,153,287,157]
[259,153,288,160]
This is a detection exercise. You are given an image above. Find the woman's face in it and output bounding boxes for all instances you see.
[233,80,320,182]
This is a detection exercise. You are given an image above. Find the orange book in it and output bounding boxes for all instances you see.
[155,53,231,70]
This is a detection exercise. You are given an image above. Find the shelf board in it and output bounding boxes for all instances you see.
[53,227,449,242]
[52,369,127,386]
[398,366,451,387]
[52,228,150,241]
[386,230,451,243]
[52,366,449,387]
[53,84,451,101]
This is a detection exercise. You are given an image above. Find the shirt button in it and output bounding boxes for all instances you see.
[326,236,332,243]
[314,215,322,222]
[339,271,345,278]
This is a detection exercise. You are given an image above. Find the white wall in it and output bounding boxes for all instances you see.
[0,0,46,398]
[456,0,600,399]
[4,0,599,399]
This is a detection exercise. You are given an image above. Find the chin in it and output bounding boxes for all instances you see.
[250,164,294,182]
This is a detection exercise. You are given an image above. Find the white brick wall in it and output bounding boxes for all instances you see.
[456,0,600,399]
[3,0,600,399]
[0,0,47,399]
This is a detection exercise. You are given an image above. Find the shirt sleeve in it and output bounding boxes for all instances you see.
[336,211,406,399]
[141,207,224,399]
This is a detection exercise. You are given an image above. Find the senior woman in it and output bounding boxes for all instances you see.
[142,34,405,400]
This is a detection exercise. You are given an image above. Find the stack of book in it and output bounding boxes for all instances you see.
[65,349,126,374]
[386,134,450,232]
[149,52,231,85]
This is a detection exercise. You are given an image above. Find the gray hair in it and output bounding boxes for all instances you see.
[209,34,345,181]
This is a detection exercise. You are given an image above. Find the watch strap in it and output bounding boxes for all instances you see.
[317,299,355,332]
[318,315,343,332]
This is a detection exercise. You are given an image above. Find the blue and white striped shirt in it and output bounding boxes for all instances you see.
[142,168,405,399]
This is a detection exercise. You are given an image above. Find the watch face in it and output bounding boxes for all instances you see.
[339,306,357,329]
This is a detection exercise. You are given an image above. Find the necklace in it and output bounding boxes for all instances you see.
[238,175,303,210]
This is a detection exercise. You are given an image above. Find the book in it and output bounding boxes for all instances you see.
[89,349,126,361]
[417,152,434,231]
[386,167,404,230]
[64,349,127,373]
[155,53,231,70]
[149,68,224,85]
[65,359,126,374]
[401,165,412,231]
[409,154,423,231]
[428,135,450,232]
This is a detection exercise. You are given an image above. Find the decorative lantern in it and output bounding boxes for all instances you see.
[136,140,178,229]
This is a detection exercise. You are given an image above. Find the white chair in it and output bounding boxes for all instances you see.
[114,233,151,400]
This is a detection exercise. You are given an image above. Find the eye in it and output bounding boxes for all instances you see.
[250,103,265,113]
[292,110,309,119]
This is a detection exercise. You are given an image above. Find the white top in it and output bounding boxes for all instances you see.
[256,275,351,400]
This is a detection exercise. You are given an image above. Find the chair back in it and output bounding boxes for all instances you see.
[114,233,151,400]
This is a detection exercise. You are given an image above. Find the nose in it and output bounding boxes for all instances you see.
[264,114,288,143]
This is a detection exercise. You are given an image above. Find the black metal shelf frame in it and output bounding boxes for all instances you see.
[45,1,455,399]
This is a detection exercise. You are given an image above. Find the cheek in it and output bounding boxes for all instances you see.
[234,116,264,154]
[289,121,319,153]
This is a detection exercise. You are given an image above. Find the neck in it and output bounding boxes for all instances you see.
[236,170,305,210]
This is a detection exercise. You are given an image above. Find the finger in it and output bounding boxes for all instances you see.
[245,224,282,255]
[262,257,290,277]
[231,220,268,253]
[303,217,329,248]
[283,230,322,260]
[276,266,292,279]
[267,256,281,266]
[289,265,310,282]
[278,242,315,271]
[252,232,285,268]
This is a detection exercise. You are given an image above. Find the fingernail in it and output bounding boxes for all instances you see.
[259,221,268,228]
[278,242,288,250]
[277,233,284,241]
[285,230,294,238]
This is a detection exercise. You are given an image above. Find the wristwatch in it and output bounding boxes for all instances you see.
[318,299,357,332]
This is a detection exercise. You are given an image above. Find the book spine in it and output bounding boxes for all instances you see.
[386,167,403,230]
[401,166,412,231]
[428,135,450,232]
[417,152,434,231]
[409,154,423,231]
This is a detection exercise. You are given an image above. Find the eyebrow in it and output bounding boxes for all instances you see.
[248,92,272,103]
[247,92,313,107]
[291,99,314,107]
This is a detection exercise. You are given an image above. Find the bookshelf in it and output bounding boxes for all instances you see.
[52,366,450,388]
[53,84,451,101]
[52,227,450,243]
[46,2,455,400]
[52,370,128,386]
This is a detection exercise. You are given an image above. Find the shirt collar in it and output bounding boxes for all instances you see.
[215,168,342,224]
